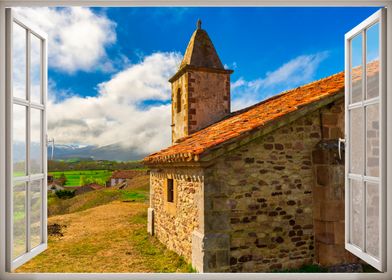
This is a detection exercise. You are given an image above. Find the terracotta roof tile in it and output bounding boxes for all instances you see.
[144,61,379,164]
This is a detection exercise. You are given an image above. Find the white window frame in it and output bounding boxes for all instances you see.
[0,1,391,280]
[5,9,48,272]
[344,9,386,271]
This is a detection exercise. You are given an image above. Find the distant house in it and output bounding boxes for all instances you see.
[144,22,380,272]
[47,174,65,193]
[48,184,64,193]
[109,170,149,187]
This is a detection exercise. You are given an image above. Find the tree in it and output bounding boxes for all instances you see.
[55,189,75,199]
[58,173,67,186]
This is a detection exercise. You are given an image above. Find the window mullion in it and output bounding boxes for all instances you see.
[361,29,367,253]
[26,29,31,253]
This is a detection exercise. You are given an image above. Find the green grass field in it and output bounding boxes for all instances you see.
[50,170,112,186]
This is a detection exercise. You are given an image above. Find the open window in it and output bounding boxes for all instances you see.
[0,3,390,278]
[5,9,48,271]
[344,8,386,271]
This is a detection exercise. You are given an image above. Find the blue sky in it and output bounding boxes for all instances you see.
[50,7,378,100]
[16,7,380,158]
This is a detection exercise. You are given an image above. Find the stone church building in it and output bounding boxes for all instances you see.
[144,21,378,272]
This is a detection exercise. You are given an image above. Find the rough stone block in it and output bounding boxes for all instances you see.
[147,207,154,235]
[321,201,344,221]
[192,230,205,272]
[333,221,345,245]
[316,165,329,186]
[204,233,230,250]
[316,242,358,267]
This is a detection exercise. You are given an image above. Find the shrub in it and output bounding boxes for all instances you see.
[55,189,76,199]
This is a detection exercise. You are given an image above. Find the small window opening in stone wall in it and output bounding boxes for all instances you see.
[176,89,181,113]
[167,178,174,202]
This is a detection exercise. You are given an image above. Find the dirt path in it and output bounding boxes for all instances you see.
[16,201,191,273]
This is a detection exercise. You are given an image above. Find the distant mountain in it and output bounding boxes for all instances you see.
[50,144,147,161]
[12,142,149,162]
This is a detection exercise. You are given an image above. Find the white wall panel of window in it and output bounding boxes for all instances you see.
[5,9,48,271]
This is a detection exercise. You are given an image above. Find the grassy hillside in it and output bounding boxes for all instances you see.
[18,175,194,273]
[48,159,146,172]
[50,170,112,186]
[17,202,193,272]
[48,175,150,216]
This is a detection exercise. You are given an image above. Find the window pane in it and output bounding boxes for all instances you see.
[366,104,379,177]
[13,22,27,100]
[31,180,42,249]
[351,179,364,248]
[350,107,364,174]
[13,181,26,260]
[30,109,42,174]
[366,182,379,258]
[30,34,42,104]
[366,23,380,100]
[13,105,26,177]
[351,33,363,104]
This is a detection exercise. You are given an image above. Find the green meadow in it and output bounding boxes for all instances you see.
[50,170,112,186]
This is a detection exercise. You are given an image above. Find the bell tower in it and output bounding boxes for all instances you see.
[169,20,233,144]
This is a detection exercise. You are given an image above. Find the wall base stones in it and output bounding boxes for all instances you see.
[191,230,205,272]
[147,207,154,235]
[312,140,359,266]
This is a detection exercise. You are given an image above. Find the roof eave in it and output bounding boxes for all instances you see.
[144,90,344,166]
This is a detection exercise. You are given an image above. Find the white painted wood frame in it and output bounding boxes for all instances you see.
[0,1,391,280]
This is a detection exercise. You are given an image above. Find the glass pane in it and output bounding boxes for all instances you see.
[366,182,379,258]
[30,109,42,174]
[351,33,363,104]
[31,180,42,249]
[30,34,42,104]
[351,179,364,248]
[350,108,364,174]
[366,104,380,177]
[366,23,380,100]
[13,105,26,177]
[13,22,27,100]
[13,181,26,260]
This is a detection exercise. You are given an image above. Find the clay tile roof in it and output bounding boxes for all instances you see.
[179,22,224,70]
[144,61,379,165]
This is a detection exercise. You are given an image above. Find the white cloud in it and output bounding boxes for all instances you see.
[47,52,182,155]
[15,7,116,73]
[231,51,329,111]
[98,52,182,103]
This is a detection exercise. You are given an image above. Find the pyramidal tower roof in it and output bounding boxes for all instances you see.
[179,19,224,70]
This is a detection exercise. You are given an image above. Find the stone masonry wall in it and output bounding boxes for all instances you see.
[187,70,230,134]
[312,100,359,266]
[171,70,231,143]
[171,73,189,143]
[149,168,203,262]
[202,100,346,272]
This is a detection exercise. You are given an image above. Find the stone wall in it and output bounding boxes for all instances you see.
[149,168,204,262]
[171,69,231,143]
[203,109,325,272]
[171,73,189,143]
[150,98,361,272]
[187,70,230,134]
[311,100,359,266]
